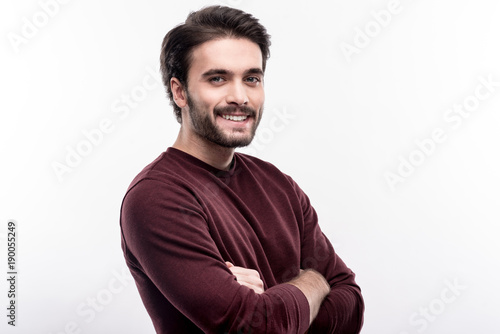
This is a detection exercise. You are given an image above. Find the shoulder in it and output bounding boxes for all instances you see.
[234,152,304,200]
[235,152,296,184]
[120,155,209,238]
[127,151,177,189]
[235,152,286,175]
[126,149,212,196]
[121,151,199,216]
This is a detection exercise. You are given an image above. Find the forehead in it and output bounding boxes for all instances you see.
[188,38,263,77]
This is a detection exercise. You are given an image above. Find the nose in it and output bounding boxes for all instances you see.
[225,82,248,106]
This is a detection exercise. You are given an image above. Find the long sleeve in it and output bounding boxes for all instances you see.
[290,178,365,333]
[120,178,311,334]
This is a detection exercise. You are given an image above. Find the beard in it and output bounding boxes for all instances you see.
[186,93,262,148]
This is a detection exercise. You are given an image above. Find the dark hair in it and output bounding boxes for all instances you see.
[160,5,271,123]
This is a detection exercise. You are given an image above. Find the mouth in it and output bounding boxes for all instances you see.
[221,114,249,122]
[215,105,257,127]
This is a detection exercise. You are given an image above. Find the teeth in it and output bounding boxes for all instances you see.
[222,115,248,122]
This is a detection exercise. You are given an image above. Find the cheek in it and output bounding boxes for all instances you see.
[197,90,223,110]
[251,89,265,107]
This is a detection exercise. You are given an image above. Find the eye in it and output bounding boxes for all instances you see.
[210,76,225,83]
[245,76,261,84]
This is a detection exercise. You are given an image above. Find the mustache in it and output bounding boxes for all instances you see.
[214,105,257,117]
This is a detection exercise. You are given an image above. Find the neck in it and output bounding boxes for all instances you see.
[172,126,235,171]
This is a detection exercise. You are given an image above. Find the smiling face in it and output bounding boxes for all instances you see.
[173,38,265,148]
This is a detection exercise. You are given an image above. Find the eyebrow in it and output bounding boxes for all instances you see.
[201,68,264,78]
[245,68,264,76]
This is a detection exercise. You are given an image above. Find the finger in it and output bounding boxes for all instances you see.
[231,272,264,291]
[237,281,264,294]
[226,265,265,293]
[228,266,260,279]
[225,261,234,268]
[235,274,263,287]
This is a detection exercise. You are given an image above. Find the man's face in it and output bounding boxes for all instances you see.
[183,38,265,148]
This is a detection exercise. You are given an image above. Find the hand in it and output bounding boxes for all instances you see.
[226,262,265,294]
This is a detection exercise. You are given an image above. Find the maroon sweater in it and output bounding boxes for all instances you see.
[120,148,364,333]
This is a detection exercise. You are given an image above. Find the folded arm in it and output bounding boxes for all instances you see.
[229,263,331,327]
[287,175,365,333]
[121,180,311,334]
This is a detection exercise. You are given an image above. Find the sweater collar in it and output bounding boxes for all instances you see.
[166,147,238,178]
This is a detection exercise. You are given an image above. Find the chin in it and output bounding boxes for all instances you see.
[215,133,255,148]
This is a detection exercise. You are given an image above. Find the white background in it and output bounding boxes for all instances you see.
[1,0,499,333]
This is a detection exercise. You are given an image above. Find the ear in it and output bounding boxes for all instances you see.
[170,77,187,108]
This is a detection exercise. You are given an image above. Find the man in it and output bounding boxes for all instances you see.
[120,5,364,333]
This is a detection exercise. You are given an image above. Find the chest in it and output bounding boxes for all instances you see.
[198,176,303,286]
